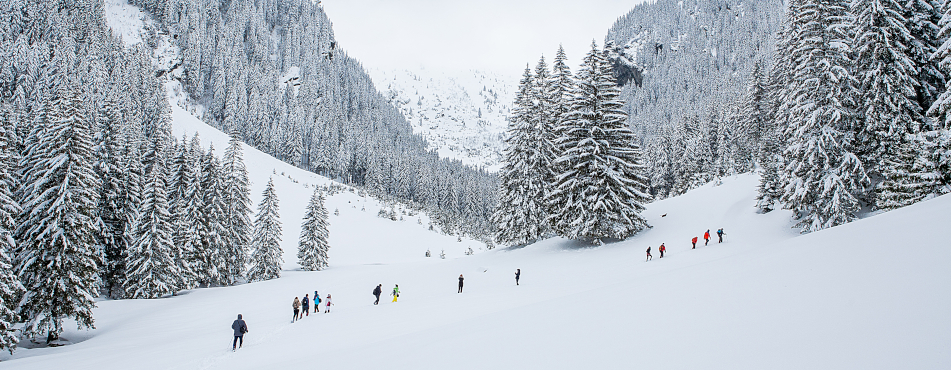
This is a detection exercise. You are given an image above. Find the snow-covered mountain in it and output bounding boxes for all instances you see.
[367,68,516,171]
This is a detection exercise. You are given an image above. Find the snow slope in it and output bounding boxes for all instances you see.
[103,0,145,47]
[3,105,949,369]
[368,68,516,171]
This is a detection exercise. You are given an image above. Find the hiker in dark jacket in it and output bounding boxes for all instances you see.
[232,314,248,351]
[373,284,382,305]
[458,274,464,293]
[646,246,652,261]
[717,228,725,243]
[302,294,310,318]
[515,269,520,286]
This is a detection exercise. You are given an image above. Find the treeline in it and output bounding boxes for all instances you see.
[605,0,786,199]
[0,0,332,352]
[604,0,950,232]
[754,0,951,231]
[493,43,652,247]
[133,0,498,239]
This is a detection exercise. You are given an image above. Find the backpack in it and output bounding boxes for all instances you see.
[316,296,321,304]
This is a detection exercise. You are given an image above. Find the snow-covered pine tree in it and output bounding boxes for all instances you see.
[297,189,329,271]
[756,116,786,212]
[491,66,548,247]
[533,56,558,195]
[549,45,573,175]
[248,177,282,282]
[876,140,934,209]
[172,135,202,290]
[743,61,770,157]
[852,0,923,187]
[125,126,178,299]
[95,97,128,298]
[15,85,102,343]
[758,2,798,213]
[928,0,951,127]
[199,144,227,286]
[0,106,23,354]
[780,0,869,232]
[220,132,251,285]
[547,42,652,244]
[905,0,944,112]
[113,124,144,296]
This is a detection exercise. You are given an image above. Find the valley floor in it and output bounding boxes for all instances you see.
[2,173,949,369]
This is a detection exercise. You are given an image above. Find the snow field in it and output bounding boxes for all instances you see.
[1,108,948,369]
[103,0,145,47]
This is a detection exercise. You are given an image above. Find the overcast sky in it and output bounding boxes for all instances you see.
[321,0,646,76]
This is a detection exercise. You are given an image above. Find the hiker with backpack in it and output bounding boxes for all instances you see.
[458,274,464,293]
[646,246,652,261]
[515,269,520,286]
[659,243,666,258]
[314,291,321,313]
[704,230,711,246]
[691,236,698,249]
[373,284,382,305]
[292,297,301,323]
[301,294,310,319]
[391,284,400,302]
[325,294,333,313]
[717,228,725,243]
[232,314,248,351]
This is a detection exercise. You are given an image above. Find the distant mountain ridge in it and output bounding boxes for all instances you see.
[368,68,516,171]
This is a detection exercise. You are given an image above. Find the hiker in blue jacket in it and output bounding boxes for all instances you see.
[232,314,248,351]
[314,291,321,313]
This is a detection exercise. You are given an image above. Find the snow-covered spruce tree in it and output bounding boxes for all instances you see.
[876,140,935,209]
[220,132,251,285]
[15,86,102,343]
[779,0,869,232]
[547,42,652,244]
[0,106,23,354]
[169,135,201,289]
[125,140,178,299]
[113,124,144,296]
[95,97,130,299]
[199,144,227,286]
[248,177,283,282]
[743,61,771,157]
[533,56,558,194]
[491,66,549,247]
[905,0,944,112]
[758,3,799,213]
[929,0,951,128]
[756,119,786,213]
[851,0,923,188]
[297,189,329,271]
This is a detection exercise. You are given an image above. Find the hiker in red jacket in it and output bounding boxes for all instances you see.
[691,236,698,249]
[659,243,666,258]
[704,230,711,246]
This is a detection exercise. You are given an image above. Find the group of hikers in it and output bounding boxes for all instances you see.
[292,291,332,323]
[646,228,725,261]
[372,284,400,304]
[231,227,730,349]
[230,269,524,350]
